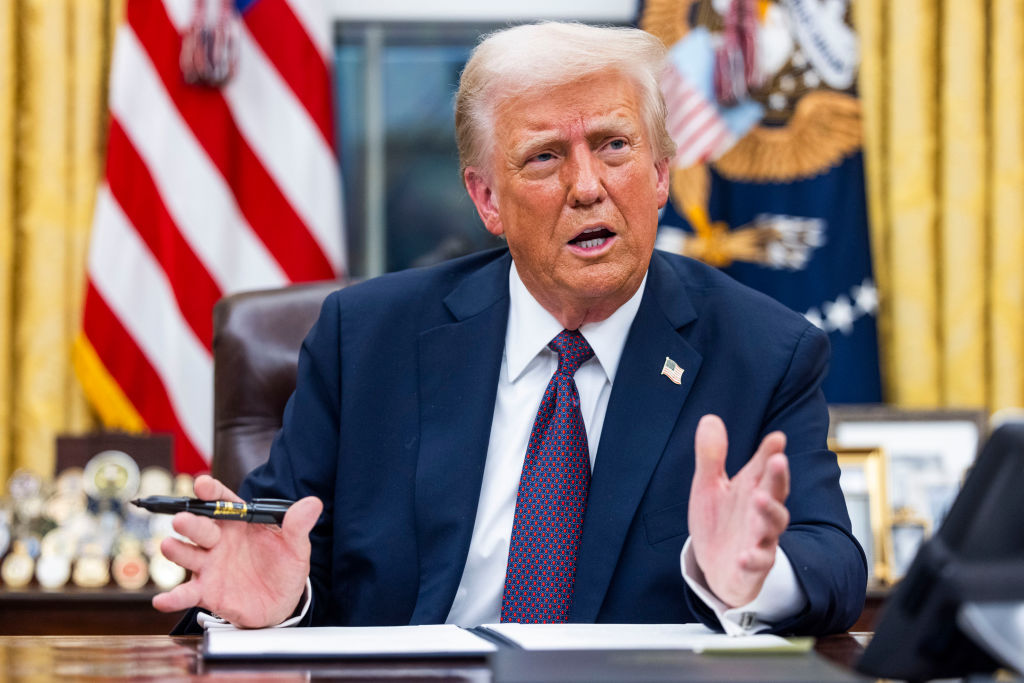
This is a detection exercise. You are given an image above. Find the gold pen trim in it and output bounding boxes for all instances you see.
[213,501,248,517]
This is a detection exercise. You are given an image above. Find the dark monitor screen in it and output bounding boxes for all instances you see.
[857,422,1024,681]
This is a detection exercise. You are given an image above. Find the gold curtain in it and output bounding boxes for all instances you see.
[0,0,124,483]
[855,0,1024,412]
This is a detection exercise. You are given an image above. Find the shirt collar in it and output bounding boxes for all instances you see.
[505,261,647,384]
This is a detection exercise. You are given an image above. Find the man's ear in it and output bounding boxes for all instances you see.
[655,157,671,209]
[464,167,504,237]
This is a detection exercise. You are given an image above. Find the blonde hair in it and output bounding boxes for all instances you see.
[454,22,676,178]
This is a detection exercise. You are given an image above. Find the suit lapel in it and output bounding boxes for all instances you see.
[571,253,703,622]
[410,253,511,624]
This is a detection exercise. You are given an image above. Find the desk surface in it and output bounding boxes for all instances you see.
[0,634,871,681]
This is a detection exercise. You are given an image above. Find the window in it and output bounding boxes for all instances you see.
[334,23,504,277]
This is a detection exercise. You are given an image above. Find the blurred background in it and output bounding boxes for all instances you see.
[0,0,1022,481]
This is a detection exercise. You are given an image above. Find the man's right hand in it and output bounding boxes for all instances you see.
[151,474,323,628]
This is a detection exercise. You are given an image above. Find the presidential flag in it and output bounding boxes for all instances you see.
[75,0,345,473]
[642,0,882,403]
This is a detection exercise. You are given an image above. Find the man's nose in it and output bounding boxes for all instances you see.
[565,148,605,207]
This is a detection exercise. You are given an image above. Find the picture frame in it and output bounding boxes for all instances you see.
[828,405,987,581]
[832,446,893,587]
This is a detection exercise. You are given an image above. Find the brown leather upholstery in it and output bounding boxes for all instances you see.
[211,281,342,491]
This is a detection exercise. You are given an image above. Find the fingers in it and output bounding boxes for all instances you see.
[753,489,790,538]
[193,474,245,503]
[172,511,222,549]
[693,414,728,489]
[737,494,788,576]
[735,430,786,487]
[738,546,777,575]
[282,496,324,544]
[759,452,790,504]
[152,580,203,613]
[161,535,206,572]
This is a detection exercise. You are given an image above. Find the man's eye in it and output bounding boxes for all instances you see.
[607,139,627,150]
[531,152,555,163]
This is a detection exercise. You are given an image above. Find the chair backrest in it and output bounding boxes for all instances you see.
[211,281,341,491]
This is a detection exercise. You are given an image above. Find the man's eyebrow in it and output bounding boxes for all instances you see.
[508,132,565,159]
[585,114,641,140]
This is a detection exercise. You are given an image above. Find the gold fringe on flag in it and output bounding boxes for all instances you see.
[72,334,148,433]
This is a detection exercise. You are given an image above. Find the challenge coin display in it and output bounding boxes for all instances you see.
[0,511,10,559]
[173,473,195,498]
[40,528,74,558]
[54,467,85,497]
[112,539,150,590]
[8,469,42,501]
[0,453,182,592]
[36,553,72,590]
[149,551,186,590]
[9,469,44,524]
[38,527,75,589]
[1,541,35,588]
[83,451,141,502]
[139,467,173,498]
[72,543,110,588]
[44,490,85,525]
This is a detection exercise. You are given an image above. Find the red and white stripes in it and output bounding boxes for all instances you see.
[77,0,343,474]
[661,62,736,169]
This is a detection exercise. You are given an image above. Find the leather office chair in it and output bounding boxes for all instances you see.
[211,280,342,491]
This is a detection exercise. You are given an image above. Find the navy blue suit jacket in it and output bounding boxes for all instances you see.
[241,247,866,634]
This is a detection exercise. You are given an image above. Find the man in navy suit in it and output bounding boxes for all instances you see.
[154,22,866,635]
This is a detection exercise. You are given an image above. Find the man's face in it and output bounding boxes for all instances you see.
[465,72,670,323]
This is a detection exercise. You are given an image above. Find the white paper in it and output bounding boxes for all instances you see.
[204,624,497,659]
[479,623,791,652]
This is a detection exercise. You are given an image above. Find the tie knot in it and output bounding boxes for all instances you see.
[548,329,594,377]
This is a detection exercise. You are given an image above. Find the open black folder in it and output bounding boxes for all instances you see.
[202,623,798,660]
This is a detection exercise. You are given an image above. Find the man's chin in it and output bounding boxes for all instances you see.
[557,266,644,306]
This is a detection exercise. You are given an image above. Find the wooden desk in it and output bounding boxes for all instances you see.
[0,634,868,681]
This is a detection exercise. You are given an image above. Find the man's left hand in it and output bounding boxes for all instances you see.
[688,414,791,607]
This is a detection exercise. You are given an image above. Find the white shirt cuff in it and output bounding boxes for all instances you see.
[198,577,312,630]
[680,538,806,636]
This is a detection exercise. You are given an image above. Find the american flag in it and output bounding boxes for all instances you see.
[659,27,763,171]
[661,357,684,385]
[661,60,735,169]
[74,0,345,474]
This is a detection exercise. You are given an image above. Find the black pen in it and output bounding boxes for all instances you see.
[131,495,295,524]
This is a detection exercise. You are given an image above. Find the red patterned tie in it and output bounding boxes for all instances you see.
[501,329,594,623]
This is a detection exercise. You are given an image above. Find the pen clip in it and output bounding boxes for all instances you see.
[250,498,295,505]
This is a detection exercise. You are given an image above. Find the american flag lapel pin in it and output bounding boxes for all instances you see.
[661,357,684,384]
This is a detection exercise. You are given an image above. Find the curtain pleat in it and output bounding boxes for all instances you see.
[886,0,941,406]
[1,0,17,485]
[852,0,890,392]
[858,0,1024,414]
[0,0,113,482]
[16,0,74,479]
[989,0,1024,412]
[67,0,110,430]
[939,0,988,406]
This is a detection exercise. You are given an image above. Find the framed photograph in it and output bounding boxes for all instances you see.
[828,405,987,581]
[833,446,893,586]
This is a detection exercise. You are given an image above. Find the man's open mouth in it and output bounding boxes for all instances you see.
[569,227,616,250]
